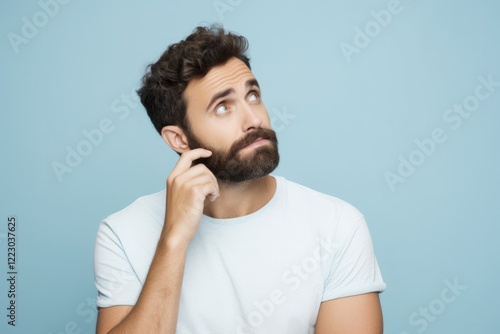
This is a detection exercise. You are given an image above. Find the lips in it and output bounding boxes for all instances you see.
[243,137,266,149]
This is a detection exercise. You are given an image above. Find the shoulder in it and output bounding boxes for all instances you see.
[276,175,364,222]
[98,189,166,238]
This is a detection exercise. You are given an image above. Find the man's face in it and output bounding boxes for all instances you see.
[182,57,279,183]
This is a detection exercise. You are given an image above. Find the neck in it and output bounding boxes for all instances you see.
[203,175,276,219]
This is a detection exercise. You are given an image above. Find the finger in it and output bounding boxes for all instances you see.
[170,148,212,178]
[199,181,220,203]
[176,164,217,187]
[207,192,218,202]
[180,169,220,199]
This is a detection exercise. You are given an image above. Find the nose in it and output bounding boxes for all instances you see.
[240,102,263,132]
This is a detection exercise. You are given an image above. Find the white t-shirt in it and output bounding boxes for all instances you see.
[94,175,386,333]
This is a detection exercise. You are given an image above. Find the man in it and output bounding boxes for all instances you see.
[94,25,386,333]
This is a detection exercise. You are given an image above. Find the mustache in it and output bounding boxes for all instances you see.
[228,128,278,156]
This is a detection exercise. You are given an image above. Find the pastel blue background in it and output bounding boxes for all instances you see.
[1,0,499,333]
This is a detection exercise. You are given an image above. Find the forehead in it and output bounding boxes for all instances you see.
[184,57,255,103]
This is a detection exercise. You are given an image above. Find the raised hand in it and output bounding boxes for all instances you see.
[163,148,220,245]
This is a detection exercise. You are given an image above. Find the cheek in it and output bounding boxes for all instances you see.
[196,120,238,150]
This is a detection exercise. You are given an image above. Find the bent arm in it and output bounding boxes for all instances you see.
[96,149,219,333]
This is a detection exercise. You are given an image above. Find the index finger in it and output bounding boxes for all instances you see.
[171,148,212,176]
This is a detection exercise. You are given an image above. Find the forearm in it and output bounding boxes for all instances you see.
[108,234,189,334]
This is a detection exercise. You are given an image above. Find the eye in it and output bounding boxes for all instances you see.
[215,103,229,115]
[248,91,260,103]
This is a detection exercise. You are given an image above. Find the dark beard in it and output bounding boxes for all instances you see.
[184,126,280,184]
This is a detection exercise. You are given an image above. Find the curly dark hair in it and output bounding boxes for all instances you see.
[137,25,251,134]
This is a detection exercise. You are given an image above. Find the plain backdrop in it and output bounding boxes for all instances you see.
[1,0,499,333]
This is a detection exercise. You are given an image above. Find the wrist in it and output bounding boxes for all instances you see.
[159,228,192,252]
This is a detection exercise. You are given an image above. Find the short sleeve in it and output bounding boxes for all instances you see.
[322,214,386,301]
[93,220,143,308]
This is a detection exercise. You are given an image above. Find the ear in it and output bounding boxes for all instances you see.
[161,125,190,154]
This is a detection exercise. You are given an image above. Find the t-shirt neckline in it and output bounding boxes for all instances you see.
[201,175,283,225]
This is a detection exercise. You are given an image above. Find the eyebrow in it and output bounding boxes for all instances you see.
[206,79,260,112]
